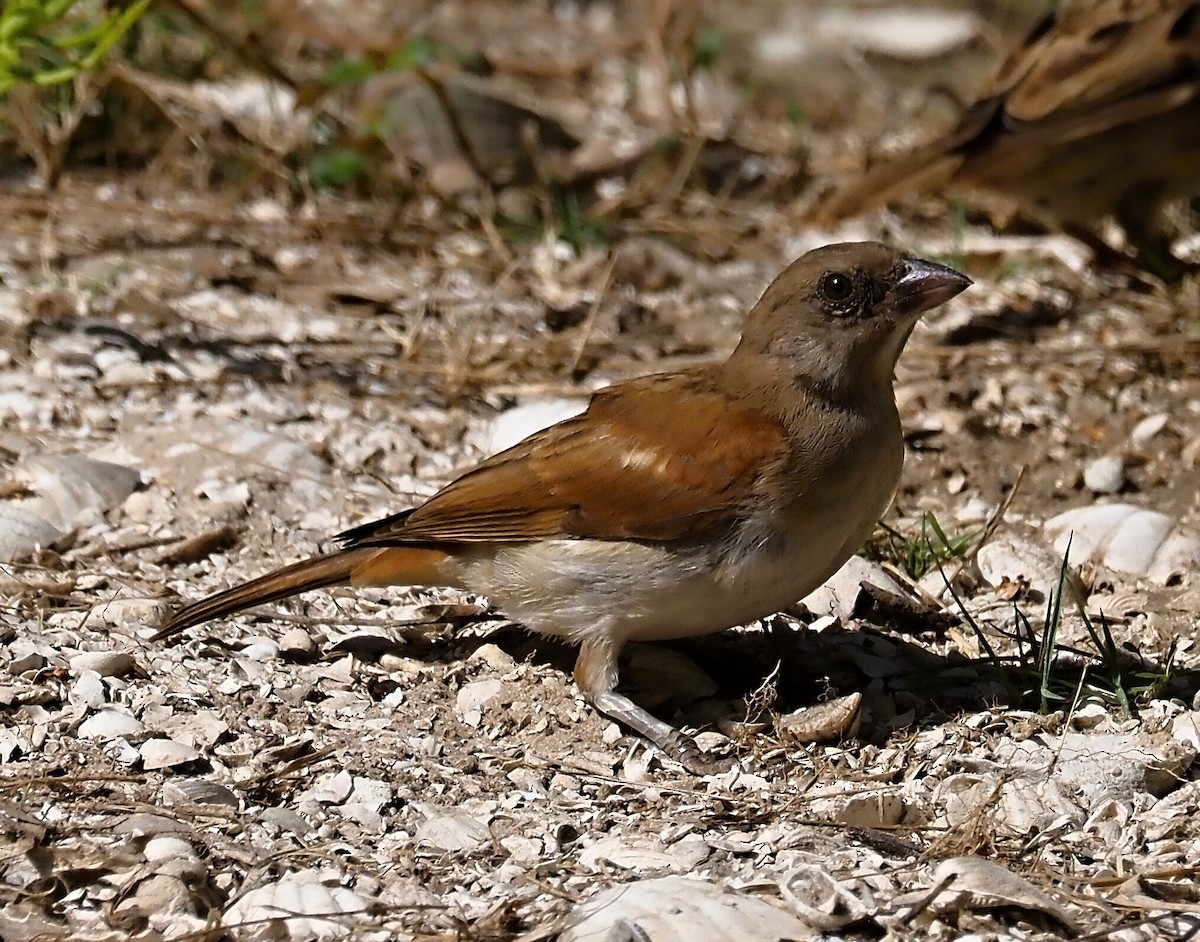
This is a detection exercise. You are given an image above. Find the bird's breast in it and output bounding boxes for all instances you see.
[717,419,905,618]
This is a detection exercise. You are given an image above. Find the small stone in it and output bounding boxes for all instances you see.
[143,836,196,862]
[349,776,393,813]
[238,638,280,661]
[302,769,354,805]
[6,652,45,675]
[467,643,516,671]
[482,399,586,454]
[1070,701,1109,730]
[1083,454,1125,494]
[117,874,197,918]
[259,807,316,835]
[1171,710,1200,751]
[1129,413,1168,443]
[801,556,903,620]
[70,651,137,677]
[976,534,1064,590]
[456,679,505,726]
[69,671,107,709]
[561,876,812,942]
[279,628,316,658]
[93,598,171,629]
[500,835,542,866]
[119,813,190,836]
[224,876,369,936]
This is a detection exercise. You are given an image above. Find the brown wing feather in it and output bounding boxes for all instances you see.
[343,372,788,546]
[1000,0,1200,121]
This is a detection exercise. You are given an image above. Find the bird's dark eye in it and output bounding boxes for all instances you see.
[819,271,854,303]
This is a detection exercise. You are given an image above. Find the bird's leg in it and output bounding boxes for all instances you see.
[1116,186,1193,283]
[574,635,732,775]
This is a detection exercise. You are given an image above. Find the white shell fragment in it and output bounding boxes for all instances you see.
[780,864,870,930]
[560,876,815,942]
[1044,503,1200,583]
[993,731,1195,803]
[78,710,144,740]
[140,738,203,771]
[975,533,1067,590]
[776,693,862,744]
[456,679,505,726]
[414,808,492,853]
[577,835,710,873]
[224,874,371,940]
[1129,413,1168,443]
[0,505,64,559]
[218,426,327,477]
[164,778,240,809]
[894,857,1076,931]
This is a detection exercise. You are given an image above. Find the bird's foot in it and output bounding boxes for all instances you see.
[592,689,734,775]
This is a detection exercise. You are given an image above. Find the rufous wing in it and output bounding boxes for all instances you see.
[340,371,789,546]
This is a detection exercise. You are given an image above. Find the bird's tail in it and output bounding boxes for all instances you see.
[154,548,373,642]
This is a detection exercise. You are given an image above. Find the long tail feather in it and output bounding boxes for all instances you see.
[154,549,371,642]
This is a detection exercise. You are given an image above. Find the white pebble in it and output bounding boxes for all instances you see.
[1083,454,1125,494]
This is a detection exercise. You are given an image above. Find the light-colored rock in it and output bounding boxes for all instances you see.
[68,671,106,709]
[348,776,393,814]
[79,709,144,739]
[801,556,903,620]
[143,836,197,862]
[279,628,317,657]
[456,679,505,726]
[1083,454,1125,494]
[239,638,280,661]
[140,738,202,770]
[1129,413,1168,443]
[578,834,710,873]
[70,651,137,677]
[561,876,815,942]
[817,7,982,60]
[94,597,172,628]
[995,731,1196,803]
[466,643,515,670]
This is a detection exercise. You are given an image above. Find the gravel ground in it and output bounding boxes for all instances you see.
[1,3,1200,936]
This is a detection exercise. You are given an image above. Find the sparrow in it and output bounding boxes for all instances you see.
[815,0,1200,280]
[154,242,971,772]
